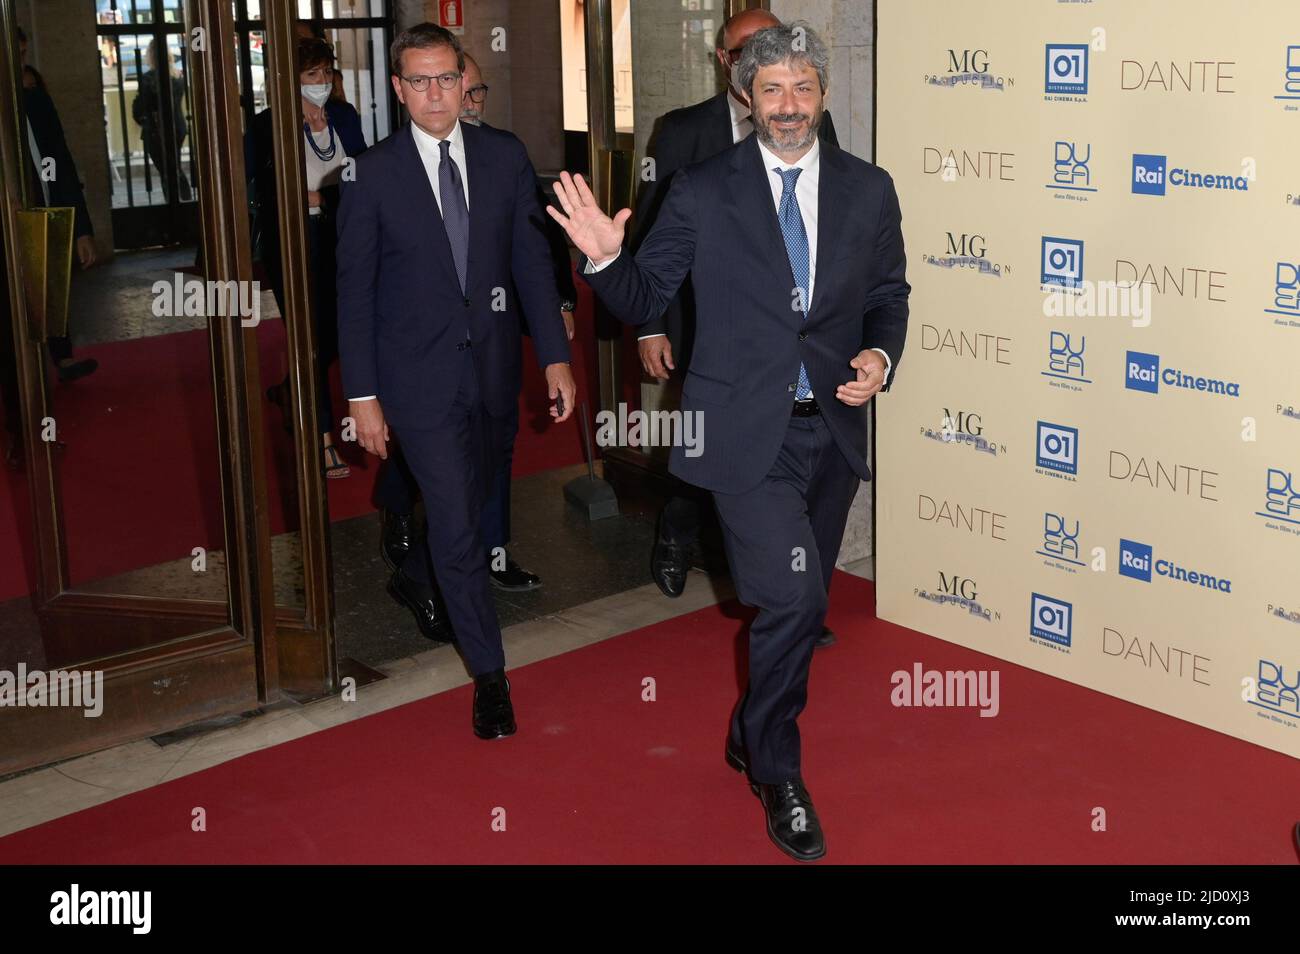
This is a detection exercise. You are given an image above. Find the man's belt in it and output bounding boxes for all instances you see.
[791,397,821,417]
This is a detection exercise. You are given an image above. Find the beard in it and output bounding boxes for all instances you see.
[753,102,823,153]
[460,109,482,125]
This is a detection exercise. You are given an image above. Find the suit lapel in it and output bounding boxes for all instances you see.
[734,134,800,328]
[807,140,844,321]
[462,121,491,293]
[399,122,461,291]
[704,91,735,158]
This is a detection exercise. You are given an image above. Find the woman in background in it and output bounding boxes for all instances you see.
[249,37,367,478]
[133,38,192,203]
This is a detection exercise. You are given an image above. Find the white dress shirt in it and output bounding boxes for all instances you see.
[351,120,469,402]
[726,87,754,143]
[411,117,469,215]
[593,132,893,391]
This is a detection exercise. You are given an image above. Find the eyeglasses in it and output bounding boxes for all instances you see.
[724,47,745,65]
[399,71,461,92]
[462,83,489,103]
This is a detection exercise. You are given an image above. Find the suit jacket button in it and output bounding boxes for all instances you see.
[463,298,470,307]
[798,331,808,340]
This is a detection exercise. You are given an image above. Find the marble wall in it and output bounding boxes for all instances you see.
[407,0,565,172]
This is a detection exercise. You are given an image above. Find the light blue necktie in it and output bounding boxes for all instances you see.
[776,167,812,400]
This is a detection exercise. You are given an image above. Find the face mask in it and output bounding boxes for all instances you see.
[301,83,332,107]
[728,69,749,107]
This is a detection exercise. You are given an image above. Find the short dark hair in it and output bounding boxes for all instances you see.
[297,36,334,74]
[389,22,463,77]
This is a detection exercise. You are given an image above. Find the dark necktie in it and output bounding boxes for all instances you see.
[438,138,469,293]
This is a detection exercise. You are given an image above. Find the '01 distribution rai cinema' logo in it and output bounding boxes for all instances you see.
[1045,43,1089,101]
[1035,421,1079,481]
[1041,236,1084,289]
[1030,593,1073,650]
[1118,539,1232,596]
[1131,153,1250,197]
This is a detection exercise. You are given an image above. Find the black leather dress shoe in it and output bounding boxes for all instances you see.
[386,568,453,642]
[473,669,516,739]
[489,554,542,591]
[815,625,836,649]
[651,518,690,598]
[381,509,422,571]
[756,778,826,862]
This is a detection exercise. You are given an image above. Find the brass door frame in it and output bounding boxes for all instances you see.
[0,0,282,775]
[260,0,337,696]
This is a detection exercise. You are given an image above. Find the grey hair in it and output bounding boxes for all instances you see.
[735,21,830,98]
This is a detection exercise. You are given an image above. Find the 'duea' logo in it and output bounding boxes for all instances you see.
[925,48,1014,91]
[1048,141,1096,198]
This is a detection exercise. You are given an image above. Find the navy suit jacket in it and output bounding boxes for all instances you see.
[631,92,839,353]
[336,121,570,427]
[580,134,909,495]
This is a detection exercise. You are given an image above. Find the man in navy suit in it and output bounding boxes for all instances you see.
[549,21,909,860]
[336,23,575,739]
[633,10,840,647]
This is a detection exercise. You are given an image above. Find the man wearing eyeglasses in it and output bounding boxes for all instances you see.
[633,10,839,655]
[337,23,576,740]
[374,51,580,597]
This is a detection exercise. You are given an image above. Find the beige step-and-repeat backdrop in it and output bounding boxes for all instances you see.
[875,0,1299,758]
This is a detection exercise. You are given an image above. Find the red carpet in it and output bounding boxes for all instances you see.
[1,572,1296,864]
[0,280,598,601]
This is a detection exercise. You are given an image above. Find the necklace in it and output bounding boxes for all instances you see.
[303,117,337,162]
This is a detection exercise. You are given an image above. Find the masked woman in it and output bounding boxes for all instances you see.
[248,37,367,478]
